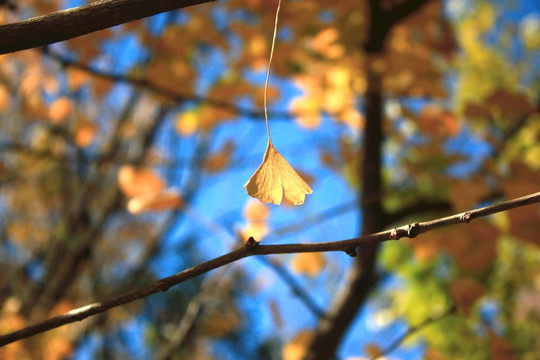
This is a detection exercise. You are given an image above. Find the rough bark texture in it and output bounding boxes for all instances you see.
[0,0,214,54]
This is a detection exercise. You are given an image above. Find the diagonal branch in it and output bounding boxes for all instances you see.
[43,48,294,121]
[371,304,456,360]
[0,191,539,346]
[0,0,214,55]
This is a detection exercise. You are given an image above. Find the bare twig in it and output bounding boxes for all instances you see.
[1,191,539,346]
[43,49,294,121]
[258,257,327,319]
[0,0,214,55]
[371,305,457,360]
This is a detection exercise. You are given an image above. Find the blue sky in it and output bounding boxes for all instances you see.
[49,0,540,358]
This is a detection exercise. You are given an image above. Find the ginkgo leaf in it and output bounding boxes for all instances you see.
[244,140,312,205]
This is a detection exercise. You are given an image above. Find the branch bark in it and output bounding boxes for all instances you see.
[1,191,539,346]
[0,0,214,55]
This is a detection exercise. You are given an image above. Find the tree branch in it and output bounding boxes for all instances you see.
[1,191,539,346]
[43,48,294,120]
[0,0,214,55]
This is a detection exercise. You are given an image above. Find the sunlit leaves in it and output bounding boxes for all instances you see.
[417,104,459,138]
[126,188,183,214]
[118,165,165,199]
[244,140,312,205]
[117,166,181,214]
[74,120,98,148]
[176,108,199,135]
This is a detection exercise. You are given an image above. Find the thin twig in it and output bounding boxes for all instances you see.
[43,48,294,121]
[371,305,456,360]
[1,191,539,346]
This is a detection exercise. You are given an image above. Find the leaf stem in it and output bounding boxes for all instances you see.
[264,0,281,142]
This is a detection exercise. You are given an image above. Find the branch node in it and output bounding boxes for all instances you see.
[460,212,471,223]
[390,228,399,240]
[156,281,169,293]
[407,222,420,238]
[245,236,259,250]
[345,248,357,257]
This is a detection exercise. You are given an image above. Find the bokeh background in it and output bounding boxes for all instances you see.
[1,0,540,359]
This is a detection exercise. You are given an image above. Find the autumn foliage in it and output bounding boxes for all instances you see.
[0,0,539,359]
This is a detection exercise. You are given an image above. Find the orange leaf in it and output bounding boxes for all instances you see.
[0,85,9,111]
[74,121,97,148]
[48,97,72,124]
[118,165,166,198]
[127,188,183,214]
[290,252,326,277]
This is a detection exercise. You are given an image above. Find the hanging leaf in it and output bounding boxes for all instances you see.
[244,140,312,205]
[244,0,313,206]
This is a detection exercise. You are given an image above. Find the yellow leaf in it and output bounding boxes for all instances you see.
[283,330,314,360]
[244,140,312,205]
[175,109,199,135]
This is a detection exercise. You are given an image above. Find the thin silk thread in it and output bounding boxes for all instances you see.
[264,0,281,141]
